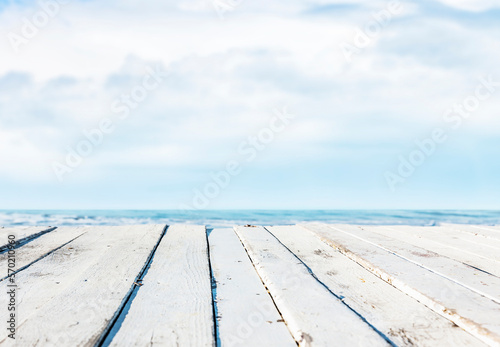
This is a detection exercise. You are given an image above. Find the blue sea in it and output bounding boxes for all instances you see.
[0,210,499,228]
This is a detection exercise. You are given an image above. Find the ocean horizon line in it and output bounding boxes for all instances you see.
[1,209,499,228]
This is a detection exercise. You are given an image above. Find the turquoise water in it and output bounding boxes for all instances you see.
[1,210,499,228]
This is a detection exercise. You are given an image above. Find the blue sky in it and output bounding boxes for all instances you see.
[0,0,499,209]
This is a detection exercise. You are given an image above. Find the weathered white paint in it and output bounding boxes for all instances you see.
[234,225,390,347]
[268,225,486,347]
[209,228,295,347]
[1,223,499,346]
[0,226,88,282]
[379,225,500,263]
[110,225,214,347]
[368,225,500,278]
[0,226,55,251]
[0,225,164,346]
[441,224,500,242]
[303,223,500,347]
[327,224,500,304]
[435,226,500,250]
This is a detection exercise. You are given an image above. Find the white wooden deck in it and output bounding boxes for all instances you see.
[1,224,499,346]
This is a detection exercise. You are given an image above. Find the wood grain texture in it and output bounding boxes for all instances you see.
[0,225,164,347]
[234,225,390,347]
[303,223,500,347]
[326,224,500,304]
[367,225,500,278]
[267,225,486,347]
[0,226,88,281]
[209,228,296,347]
[1,223,498,346]
[109,225,214,347]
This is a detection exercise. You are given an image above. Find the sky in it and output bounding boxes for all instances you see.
[0,0,499,210]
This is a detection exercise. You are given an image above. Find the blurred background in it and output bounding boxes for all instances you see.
[1,0,499,212]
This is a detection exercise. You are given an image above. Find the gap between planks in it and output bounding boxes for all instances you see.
[303,223,500,347]
[209,228,295,347]
[0,225,166,346]
[0,226,57,253]
[234,225,391,346]
[267,225,486,347]
[108,225,214,346]
[95,224,169,346]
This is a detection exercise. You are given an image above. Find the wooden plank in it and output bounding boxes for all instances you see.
[303,223,500,346]
[0,227,88,282]
[437,227,500,250]
[0,225,165,346]
[0,226,52,241]
[381,225,500,252]
[234,226,390,346]
[267,225,486,347]
[377,225,500,263]
[441,224,500,242]
[209,228,295,347]
[367,225,500,278]
[109,225,214,346]
[0,226,56,252]
[327,224,500,304]
[433,226,500,250]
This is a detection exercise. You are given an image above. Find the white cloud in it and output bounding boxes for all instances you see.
[0,0,499,208]
[0,129,57,181]
[434,0,500,12]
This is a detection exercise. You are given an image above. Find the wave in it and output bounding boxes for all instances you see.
[0,210,499,228]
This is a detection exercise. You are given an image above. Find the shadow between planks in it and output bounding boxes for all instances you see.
[0,224,498,346]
